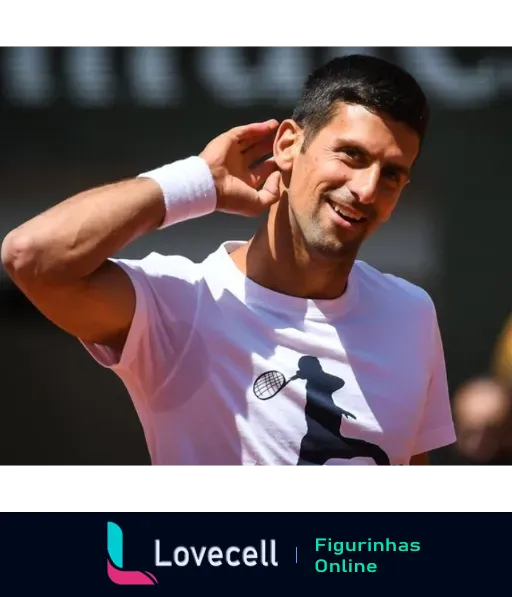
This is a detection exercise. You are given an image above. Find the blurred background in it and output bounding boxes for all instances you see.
[1,47,511,465]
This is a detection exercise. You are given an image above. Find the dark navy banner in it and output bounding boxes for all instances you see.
[0,513,507,595]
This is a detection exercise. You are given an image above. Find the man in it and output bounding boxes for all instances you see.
[1,54,456,465]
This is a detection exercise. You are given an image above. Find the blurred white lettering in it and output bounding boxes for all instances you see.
[126,40,183,108]
[64,47,115,107]
[399,47,500,107]
[3,47,53,105]
[196,47,310,105]
[1,48,511,109]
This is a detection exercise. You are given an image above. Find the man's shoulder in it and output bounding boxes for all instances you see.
[354,259,435,312]
[109,243,236,312]
[115,241,235,282]
[111,250,205,286]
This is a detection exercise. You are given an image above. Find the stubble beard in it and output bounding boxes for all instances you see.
[293,206,366,265]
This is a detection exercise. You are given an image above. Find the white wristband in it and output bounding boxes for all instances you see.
[137,156,217,229]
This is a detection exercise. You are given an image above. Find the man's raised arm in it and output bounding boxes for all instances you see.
[0,120,280,353]
[1,176,169,353]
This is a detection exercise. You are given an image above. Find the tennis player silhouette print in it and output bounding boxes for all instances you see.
[253,356,390,466]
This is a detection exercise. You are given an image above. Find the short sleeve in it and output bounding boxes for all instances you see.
[412,301,457,455]
[79,251,201,401]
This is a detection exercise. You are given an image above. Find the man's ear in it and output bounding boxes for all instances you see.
[273,119,303,174]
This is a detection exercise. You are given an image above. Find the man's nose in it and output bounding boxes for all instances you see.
[346,166,380,205]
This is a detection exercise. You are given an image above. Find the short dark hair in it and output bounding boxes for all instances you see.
[292,54,429,148]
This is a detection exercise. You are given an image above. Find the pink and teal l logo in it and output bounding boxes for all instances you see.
[107,522,158,585]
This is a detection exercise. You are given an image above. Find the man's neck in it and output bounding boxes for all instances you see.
[229,202,355,301]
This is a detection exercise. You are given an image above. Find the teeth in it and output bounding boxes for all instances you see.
[329,200,364,221]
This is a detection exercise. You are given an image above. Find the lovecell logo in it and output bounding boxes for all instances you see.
[107,522,158,586]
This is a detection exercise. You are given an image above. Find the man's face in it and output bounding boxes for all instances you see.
[274,103,420,261]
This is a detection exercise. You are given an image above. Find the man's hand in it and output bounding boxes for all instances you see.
[200,120,282,217]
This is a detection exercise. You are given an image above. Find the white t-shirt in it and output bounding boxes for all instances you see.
[81,241,456,465]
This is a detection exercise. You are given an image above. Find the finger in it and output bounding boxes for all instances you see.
[246,156,278,188]
[231,120,279,150]
[242,134,276,167]
[256,170,282,208]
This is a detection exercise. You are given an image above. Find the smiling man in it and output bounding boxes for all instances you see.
[1,54,456,465]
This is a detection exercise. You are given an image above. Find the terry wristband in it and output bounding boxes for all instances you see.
[137,156,217,229]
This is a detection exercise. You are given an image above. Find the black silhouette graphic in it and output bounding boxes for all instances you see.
[254,356,390,466]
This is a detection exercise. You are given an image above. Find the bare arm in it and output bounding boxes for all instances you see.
[1,120,280,354]
[1,178,166,352]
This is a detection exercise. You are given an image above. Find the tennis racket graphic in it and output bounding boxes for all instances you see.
[253,370,299,400]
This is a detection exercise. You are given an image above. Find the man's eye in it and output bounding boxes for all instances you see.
[383,169,401,183]
[342,148,360,159]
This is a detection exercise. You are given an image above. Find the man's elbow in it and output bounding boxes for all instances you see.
[1,229,38,281]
